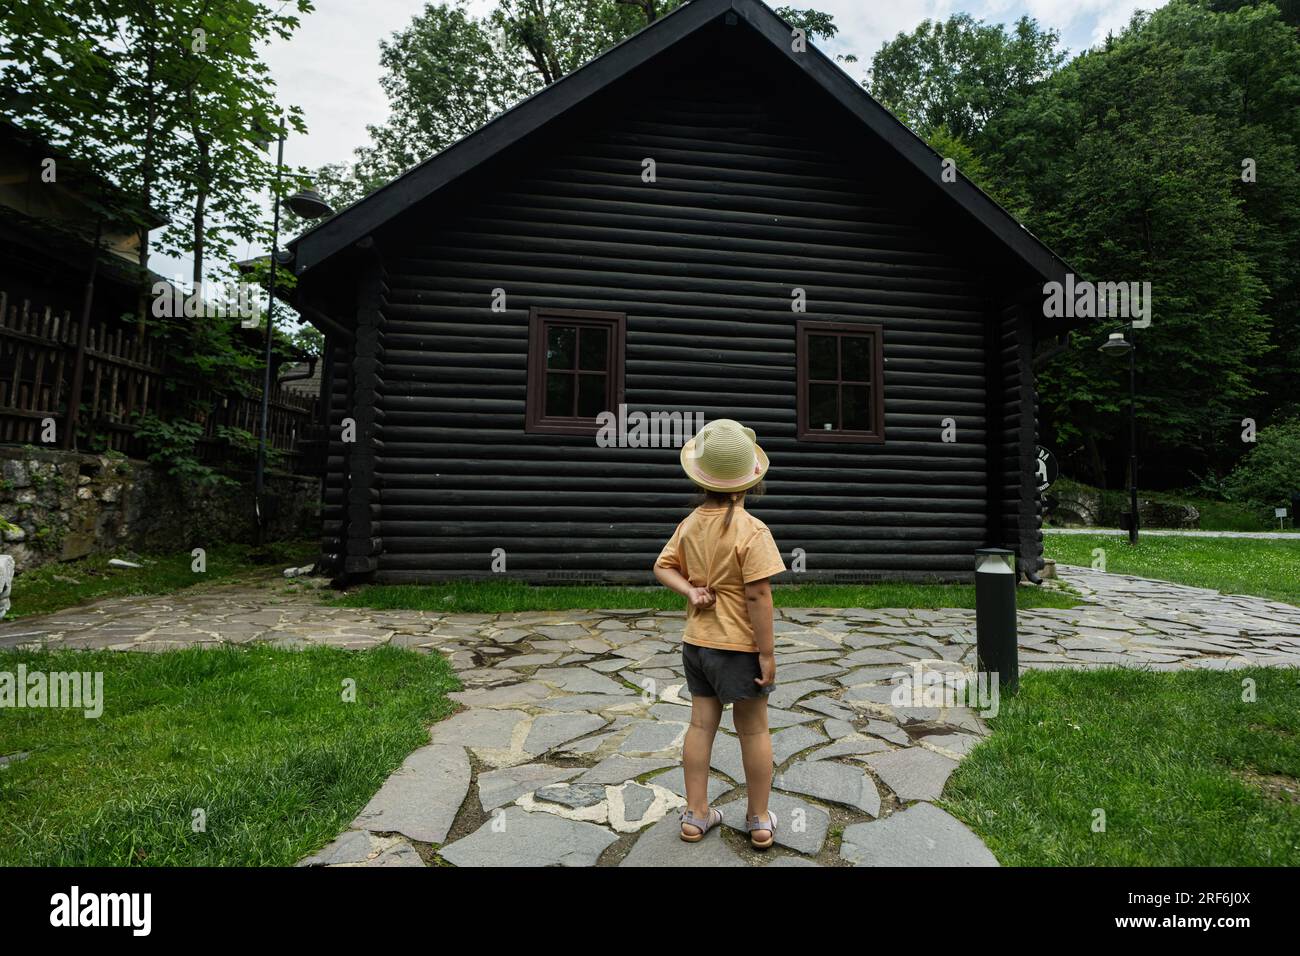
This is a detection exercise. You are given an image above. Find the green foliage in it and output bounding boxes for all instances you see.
[867,13,1066,140]
[867,3,1299,491]
[981,1,1299,485]
[0,0,314,283]
[131,413,235,489]
[1225,417,1300,509]
[775,6,847,46]
[287,322,324,357]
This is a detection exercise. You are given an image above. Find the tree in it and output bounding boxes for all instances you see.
[982,1,1296,487]
[866,14,1065,140]
[1,0,312,295]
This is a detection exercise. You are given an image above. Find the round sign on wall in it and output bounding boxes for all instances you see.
[1035,446,1059,493]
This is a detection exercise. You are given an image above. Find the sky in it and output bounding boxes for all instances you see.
[157,0,1166,286]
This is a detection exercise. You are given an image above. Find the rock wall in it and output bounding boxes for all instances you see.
[1045,481,1200,529]
[0,446,319,572]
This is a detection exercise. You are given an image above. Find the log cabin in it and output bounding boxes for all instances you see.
[287,0,1073,585]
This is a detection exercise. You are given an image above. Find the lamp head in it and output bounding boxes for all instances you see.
[1098,331,1133,357]
[284,188,334,219]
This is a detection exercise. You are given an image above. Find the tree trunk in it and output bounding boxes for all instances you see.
[1085,431,1107,489]
[136,21,158,336]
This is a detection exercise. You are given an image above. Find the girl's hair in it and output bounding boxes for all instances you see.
[690,480,765,530]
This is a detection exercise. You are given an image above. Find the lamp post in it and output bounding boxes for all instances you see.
[1098,324,1138,545]
[254,117,334,546]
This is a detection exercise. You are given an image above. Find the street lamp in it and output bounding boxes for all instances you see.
[1098,325,1138,545]
[254,119,334,546]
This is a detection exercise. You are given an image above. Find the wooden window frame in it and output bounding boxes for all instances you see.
[525,307,626,435]
[796,320,885,443]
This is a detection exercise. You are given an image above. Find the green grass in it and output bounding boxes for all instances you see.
[942,667,1300,866]
[1139,490,1283,532]
[1183,497,1284,532]
[0,644,459,866]
[1046,532,1300,605]
[8,539,317,620]
[334,579,1081,614]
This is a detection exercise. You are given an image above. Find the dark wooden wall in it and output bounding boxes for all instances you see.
[314,21,1042,583]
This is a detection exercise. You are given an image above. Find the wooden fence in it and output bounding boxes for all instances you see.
[0,290,320,472]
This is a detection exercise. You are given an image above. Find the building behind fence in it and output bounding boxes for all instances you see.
[0,290,320,473]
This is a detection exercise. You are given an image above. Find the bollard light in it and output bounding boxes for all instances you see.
[974,548,1018,695]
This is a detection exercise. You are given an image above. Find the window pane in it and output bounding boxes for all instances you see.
[841,335,872,382]
[546,325,576,369]
[577,373,607,417]
[843,385,872,431]
[545,372,575,417]
[807,335,837,380]
[578,326,609,371]
[809,383,838,431]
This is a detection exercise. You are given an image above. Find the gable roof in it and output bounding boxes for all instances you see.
[288,0,1070,285]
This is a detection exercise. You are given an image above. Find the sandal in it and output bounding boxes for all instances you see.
[679,807,722,843]
[746,810,777,850]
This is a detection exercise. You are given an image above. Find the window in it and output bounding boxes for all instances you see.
[796,321,884,442]
[526,308,626,434]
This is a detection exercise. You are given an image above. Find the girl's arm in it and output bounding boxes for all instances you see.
[744,577,776,686]
[654,564,715,609]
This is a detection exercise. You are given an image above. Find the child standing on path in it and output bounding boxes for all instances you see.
[653,419,786,849]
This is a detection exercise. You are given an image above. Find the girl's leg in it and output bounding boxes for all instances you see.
[733,696,773,837]
[682,694,723,836]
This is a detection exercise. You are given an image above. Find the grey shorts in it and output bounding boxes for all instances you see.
[682,642,774,706]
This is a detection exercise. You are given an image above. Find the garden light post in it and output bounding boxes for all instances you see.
[254,116,333,546]
[1099,323,1139,545]
[974,548,1018,695]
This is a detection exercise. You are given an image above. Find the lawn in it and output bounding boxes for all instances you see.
[7,539,317,620]
[0,645,459,866]
[335,578,1081,613]
[942,667,1300,866]
[1045,532,1300,605]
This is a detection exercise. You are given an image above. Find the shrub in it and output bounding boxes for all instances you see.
[1224,418,1300,512]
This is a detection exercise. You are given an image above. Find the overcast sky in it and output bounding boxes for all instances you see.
[161,0,1165,285]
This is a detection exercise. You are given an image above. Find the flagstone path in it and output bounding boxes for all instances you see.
[3,565,1299,867]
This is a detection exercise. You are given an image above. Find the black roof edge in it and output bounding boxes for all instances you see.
[289,0,1074,289]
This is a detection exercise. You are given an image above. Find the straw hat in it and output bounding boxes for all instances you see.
[679,419,769,493]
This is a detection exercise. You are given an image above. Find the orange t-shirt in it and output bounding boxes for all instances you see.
[654,503,786,652]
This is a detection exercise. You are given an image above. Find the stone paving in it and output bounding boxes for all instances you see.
[4,566,1300,867]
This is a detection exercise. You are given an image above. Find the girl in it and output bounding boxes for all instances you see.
[653,419,785,849]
